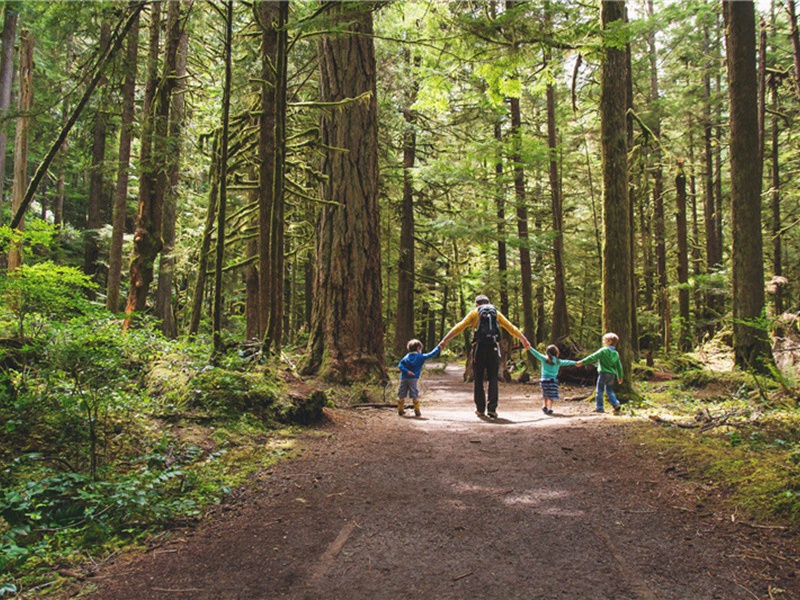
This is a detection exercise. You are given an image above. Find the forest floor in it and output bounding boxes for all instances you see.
[65,364,799,600]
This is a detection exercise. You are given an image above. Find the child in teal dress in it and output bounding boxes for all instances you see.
[529,345,577,415]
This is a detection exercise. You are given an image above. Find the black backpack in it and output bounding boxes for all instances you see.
[473,304,500,346]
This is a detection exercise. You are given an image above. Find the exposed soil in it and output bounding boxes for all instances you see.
[70,364,799,599]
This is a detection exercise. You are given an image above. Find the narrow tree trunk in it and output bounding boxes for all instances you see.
[0,4,18,218]
[757,15,767,169]
[84,20,111,285]
[547,74,570,347]
[8,31,33,271]
[600,0,633,392]
[675,163,691,351]
[724,0,772,371]
[107,6,140,312]
[245,172,260,340]
[188,135,219,337]
[212,0,233,356]
[702,23,721,328]
[509,96,535,349]
[688,120,702,320]
[304,2,386,383]
[392,50,419,359]
[770,76,783,314]
[625,5,639,356]
[789,0,800,100]
[156,4,188,338]
[494,121,509,318]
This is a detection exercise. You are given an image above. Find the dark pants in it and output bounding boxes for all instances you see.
[472,343,499,413]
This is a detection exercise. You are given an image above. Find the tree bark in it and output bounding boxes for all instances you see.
[702,23,721,328]
[770,73,783,315]
[8,30,33,271]
[265,0,289,354]
[547,70,570,347]
[509,96,535,350]
[675,163,691,351]
[156,3,189,339]
[789,0,800,100]
[0,4,18,220]
[107,6,140,312]
[304,2,386,383]
[212,0,233,356]
[84,20,112,285]
[724,0,772,372]
[625,3,639,356]
[256,0,279,340]
[494,121,509,318]
[600,0,633,392]
[392,50,419,359]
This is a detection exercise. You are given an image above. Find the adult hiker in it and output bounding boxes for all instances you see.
[439,294,531,419]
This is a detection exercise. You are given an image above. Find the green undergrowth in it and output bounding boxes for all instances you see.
[634,356,800,528]
[0,314,324,597]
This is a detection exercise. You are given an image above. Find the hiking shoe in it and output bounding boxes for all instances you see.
[592,408,605,413]
[547,408,554,415]
[542,406,548,414]
[475,410,485,417]
[612,405,621,414]
[414,408,421,417]
[487,411,498,419]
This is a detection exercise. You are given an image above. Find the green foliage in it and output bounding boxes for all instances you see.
[0,262,95,340]
[190,368,281,418]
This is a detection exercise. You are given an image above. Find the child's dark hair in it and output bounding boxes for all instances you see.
[407,339,423,353]
[545,344,559,365]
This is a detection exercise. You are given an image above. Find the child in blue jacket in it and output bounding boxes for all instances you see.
[397,339,441,417]
[529,345,577,415]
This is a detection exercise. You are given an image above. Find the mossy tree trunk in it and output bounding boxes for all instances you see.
[723,0,773,372]
[600,0,633,392]
[303,1,386,383]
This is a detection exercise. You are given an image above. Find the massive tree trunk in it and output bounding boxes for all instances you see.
[156,4,188,338]
[84,20,111,285]
[212,0,233,356]
[392,50,419,359]
[600,0,632,392]
[675,163,691,351]
[509,96,535,351]
[107,6,140,312]
[8,31,33,271]
[724,0,772,372]
[303,2,386,383]
[265,0,289,354]
[0,4,18,218]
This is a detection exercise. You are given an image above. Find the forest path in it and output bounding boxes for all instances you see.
[78,364,797,599]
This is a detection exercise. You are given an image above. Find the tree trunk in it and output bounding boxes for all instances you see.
[675,163,691,351]
[392,50,419,359]
[265,0,290,354]
[123,1,164,326]
[724,0,772,372]
[702,23,721,328]
[547,73,570,347]
[625,5,639,356]
[0,4,18,219]
[8,30,33,271]
[107,6,140,312]
[304,2,386,383]
[770,74,783,315]
[245,171,260,341]
[790,0,800,100]
[212,0,233,356]
[188,135,219,337]
[757,15,767,169]
[156,3,188,339]
[84,20,111,285]
[494,121,509,318]
[509,96,535,350]
[600,0,633,392]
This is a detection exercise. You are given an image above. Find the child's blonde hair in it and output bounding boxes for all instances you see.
[603,332,619,346]
[407,339,423,352]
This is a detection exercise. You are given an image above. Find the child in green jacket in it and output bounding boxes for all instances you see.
[578,333,624,414]
[529,345,577,415]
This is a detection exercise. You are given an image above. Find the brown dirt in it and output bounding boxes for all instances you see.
[70,364,799,599]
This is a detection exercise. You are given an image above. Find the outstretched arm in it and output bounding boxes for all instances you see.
[439,310,477,347]
[497,313,531,350]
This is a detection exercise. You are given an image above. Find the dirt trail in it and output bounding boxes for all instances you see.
[77,365,798,599]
